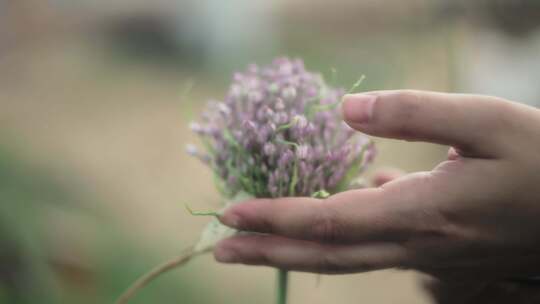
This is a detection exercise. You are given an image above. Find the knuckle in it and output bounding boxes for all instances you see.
[466,95,519,149]
[490,98,522,138]
[310,207,344,242]
[384,90,424,139]
[247,216,274,234]
[393,90,424,109]
[254,203,282,233]
[395,90,423,103]
[244,236,275,265]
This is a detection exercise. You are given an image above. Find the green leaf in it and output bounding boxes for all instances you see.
[276,139,299,148]
[347,74,366,94]
[305,75,367,119]
[311,190,330,199]
[185,205,220,217]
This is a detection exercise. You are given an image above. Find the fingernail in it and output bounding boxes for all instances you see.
[221,212,242,229]
[342,94,376,124]
[214,246,238,263]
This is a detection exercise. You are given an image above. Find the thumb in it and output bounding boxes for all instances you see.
[342,90,511,158]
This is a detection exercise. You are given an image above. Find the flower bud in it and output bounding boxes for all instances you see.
[282,86,297,100]
[275,98,286,111]
[217,103,231,116]
[233,72,244,82]
[257,125,273,142]
[245,77,260,89]
[248,91,263,103]
[278,62,293,75]
[263,143,277,156]
[293,115,308,129]
[305,86,318,98]
[229,84,244,98]
[186,144,198,157]
[278,150,294,168]
[189,122,204,134]
[273,112,289,125]
[296,145,311,160]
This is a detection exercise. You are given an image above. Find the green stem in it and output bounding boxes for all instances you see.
[277,269,288,304]
[185,205,220,217]
[115,246,204,304]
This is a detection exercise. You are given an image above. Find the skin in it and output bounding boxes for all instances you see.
[213,90,540,286]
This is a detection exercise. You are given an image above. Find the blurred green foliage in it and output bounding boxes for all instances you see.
[0,145,206,304]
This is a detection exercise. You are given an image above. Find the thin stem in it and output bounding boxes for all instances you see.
[277,269,288,304]
[185,205,220,217]
[347,74,366,94]
[115,246,203,304]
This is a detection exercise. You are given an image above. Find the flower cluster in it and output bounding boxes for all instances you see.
[188,58,374,198]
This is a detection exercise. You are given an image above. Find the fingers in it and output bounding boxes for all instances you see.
[341,90,512,158]
[220,179,445,243]
[214,234,409,274]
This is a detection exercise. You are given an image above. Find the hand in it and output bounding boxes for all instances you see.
[213,90,540,279]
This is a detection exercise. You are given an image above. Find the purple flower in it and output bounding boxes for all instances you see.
[188,58,374,198]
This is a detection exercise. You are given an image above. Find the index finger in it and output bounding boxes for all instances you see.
[342,90,512,158]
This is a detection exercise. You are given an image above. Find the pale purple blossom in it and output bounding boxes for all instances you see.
[296,145,310,160]
[263,143,277,156]
[188,58,374,198]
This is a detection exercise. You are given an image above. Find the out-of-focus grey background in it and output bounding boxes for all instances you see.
[1,1,540,303]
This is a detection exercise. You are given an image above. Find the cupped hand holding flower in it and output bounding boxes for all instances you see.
[215,90,540,281]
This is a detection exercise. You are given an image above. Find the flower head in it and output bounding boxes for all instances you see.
[188,57,374,198]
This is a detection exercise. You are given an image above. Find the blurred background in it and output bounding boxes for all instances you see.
[1,1,540,303]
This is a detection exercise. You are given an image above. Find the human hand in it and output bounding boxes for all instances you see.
[213,90,540,279]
